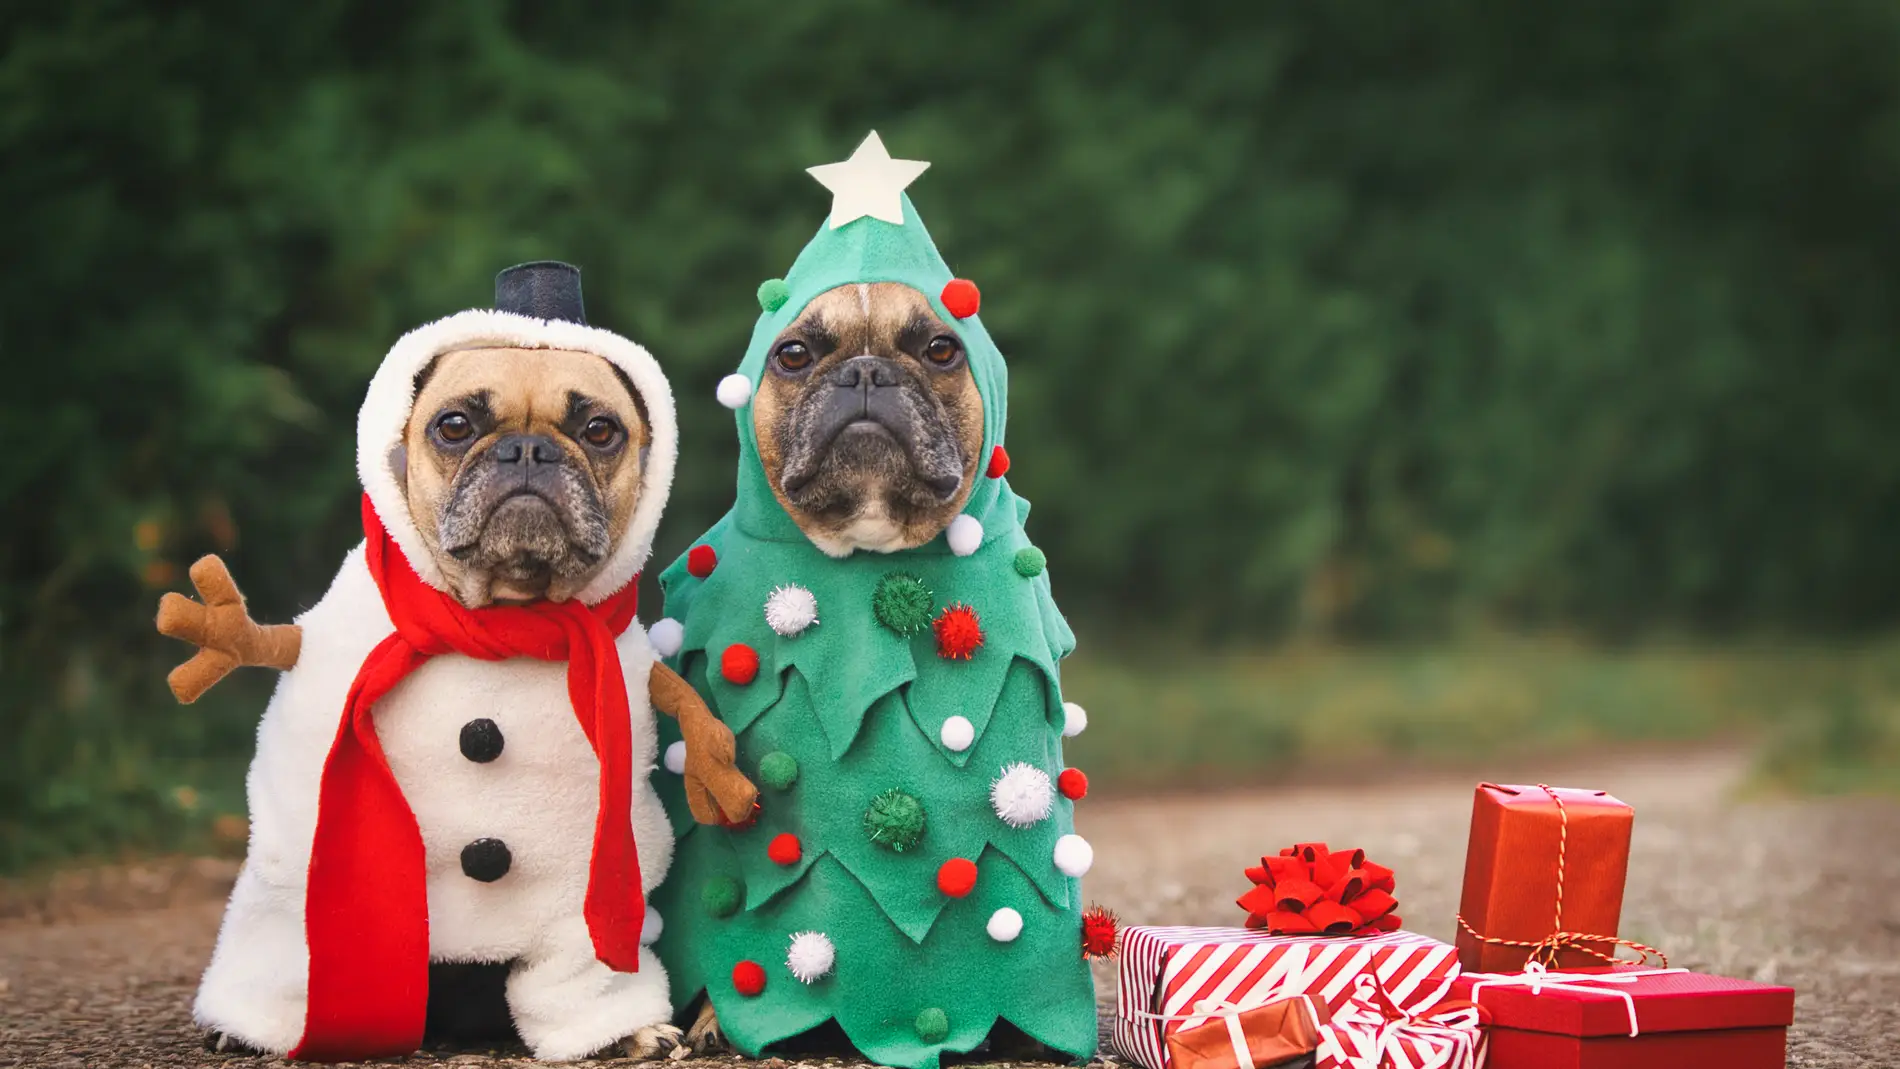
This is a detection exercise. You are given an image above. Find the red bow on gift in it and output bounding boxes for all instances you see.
[1237,842,1402,936]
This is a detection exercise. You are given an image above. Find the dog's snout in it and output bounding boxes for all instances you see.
[491,434,563,467]
[830,355,903,392]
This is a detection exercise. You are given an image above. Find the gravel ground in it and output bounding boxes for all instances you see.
[2,747,1895,1067]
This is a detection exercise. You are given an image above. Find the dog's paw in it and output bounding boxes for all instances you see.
[201,1030,265,1056]
[595,1023,684,1062]
[685,1001,725,1054]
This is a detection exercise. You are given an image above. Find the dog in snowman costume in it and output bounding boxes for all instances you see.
[158,263,757,1061]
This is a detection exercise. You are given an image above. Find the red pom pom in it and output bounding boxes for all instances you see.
[732,960,767,997]
[721,643,759,685]
[932,604,984,660]
[1058,768,1089,800]
[937,857,978,898]
[719,801,762,830]
[941,278,981,319]
[1081,904,1120,959]
[767,833,802,866]
[687,545,718,578]
[986,445,1011,479]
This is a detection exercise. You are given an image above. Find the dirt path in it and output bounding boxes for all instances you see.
[3,748,1896,1067]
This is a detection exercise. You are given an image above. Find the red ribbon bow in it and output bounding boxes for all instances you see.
[1237,842,1402,937]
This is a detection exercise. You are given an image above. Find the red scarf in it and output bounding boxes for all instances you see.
[291,495,644,1061]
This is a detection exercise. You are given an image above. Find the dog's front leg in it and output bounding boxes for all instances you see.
[506,918,678,1061]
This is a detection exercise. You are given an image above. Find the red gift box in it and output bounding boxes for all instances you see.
[1455,783,1636,972]
[1449,964,1795,1069]
[1112,926,1461,1069]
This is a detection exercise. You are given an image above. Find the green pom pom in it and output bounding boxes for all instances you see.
[914,1007,949,1044]
[758,751,799,791]
[702,875,742,918]
[872,573,935,635]
[863,788,927,852]
[1013,546,1047,578]
[757,278,790,313]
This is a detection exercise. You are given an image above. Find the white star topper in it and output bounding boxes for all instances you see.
[807,131,930,230]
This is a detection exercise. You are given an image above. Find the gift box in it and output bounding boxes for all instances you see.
[1450,964,1796,1069]
[1164,994,1326,1069]
[1316,975,1487,1069]
[1455,782,1634,972]
[1113,926,1461,1069]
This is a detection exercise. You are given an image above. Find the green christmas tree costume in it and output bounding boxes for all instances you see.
[650,141,1097,1069]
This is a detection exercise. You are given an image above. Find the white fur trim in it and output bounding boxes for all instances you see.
[939,715,974,752]
[355,308,679,605]
[947,514,983,557]
[785,930,836,983]
[1061,701,1088,738]
[1053,834,1094,878]
[987,907,1023,942]
[989,762,1054,828]
[649,617,684,658]
[716,373,754,409]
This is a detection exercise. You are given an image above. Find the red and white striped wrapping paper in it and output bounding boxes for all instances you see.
[1315,978,1487,1069]
[1113,926,1463,1069]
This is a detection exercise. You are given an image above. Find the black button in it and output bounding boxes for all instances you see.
[460,718,504,763]
[461,838,512,883]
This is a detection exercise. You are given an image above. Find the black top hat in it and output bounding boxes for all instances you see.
[495,261,586,324]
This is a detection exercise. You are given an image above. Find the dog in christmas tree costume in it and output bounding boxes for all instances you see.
[649,134,1099,1069]
[157,263,756,1061]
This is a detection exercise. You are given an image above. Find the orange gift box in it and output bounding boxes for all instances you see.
[1455,783,1633,973]
[1163,996,1326,1069]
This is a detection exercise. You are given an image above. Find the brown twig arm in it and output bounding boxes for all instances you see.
[155,555,303,704]
[649,661,760,824]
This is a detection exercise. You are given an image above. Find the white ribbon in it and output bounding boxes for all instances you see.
[1326,974,1487,1069]
[1462,961,1688,1039]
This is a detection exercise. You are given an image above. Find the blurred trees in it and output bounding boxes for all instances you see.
[3,0,1899,867]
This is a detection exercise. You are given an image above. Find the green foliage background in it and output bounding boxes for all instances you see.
[4,1,1898,870]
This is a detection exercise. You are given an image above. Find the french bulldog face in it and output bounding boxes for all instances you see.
[752,282,986,557]
[402,347,649,606]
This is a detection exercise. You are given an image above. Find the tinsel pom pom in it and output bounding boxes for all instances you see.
[933,603,984,660]
[863,788,927,852]
[990,762,1055,828]
[872,572,935,635]
[764,584,819,636]
[786,930,835,983]
[1081,904,1121,959]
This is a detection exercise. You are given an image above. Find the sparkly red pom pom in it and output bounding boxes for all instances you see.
[719,800,762,830]
[732,960,767,997]
[767,833,802,866]
[937,857,978,898]
[1081,904,1120,959]
[986,445,1010,479]
[721,643,759,684]
[932,604,984,660]
[1058,768,1089,800]
[941,278,981,319]
[687,545,718,578]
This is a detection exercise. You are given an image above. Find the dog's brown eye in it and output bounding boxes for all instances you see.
[435,412,473,443]
[924,336,962,366]
[775,341,813,372]
[581,416,621,447]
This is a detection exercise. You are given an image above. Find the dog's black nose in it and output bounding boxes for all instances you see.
[830,355,904,391]
[491,434,563,466]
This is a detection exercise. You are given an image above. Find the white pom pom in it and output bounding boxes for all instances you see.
[940,715,975,752]
[649,617,684,658]
[716,373,754,409]
[786,930,836,983]
[947,514,983,557]
[990,762,1055,828]
[987,907,1024,942]
[642,905,663,945]
[1061,701,1088,738]
[663,740,686,775]
[1054,833,1094,877]
[764,584,819,636]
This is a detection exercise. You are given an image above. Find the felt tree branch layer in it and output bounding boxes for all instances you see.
[650,170,1095,1069]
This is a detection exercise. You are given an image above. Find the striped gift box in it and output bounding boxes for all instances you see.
[1113,926,1463,1069]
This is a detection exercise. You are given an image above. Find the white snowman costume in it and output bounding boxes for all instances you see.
[193,301,680,1061]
